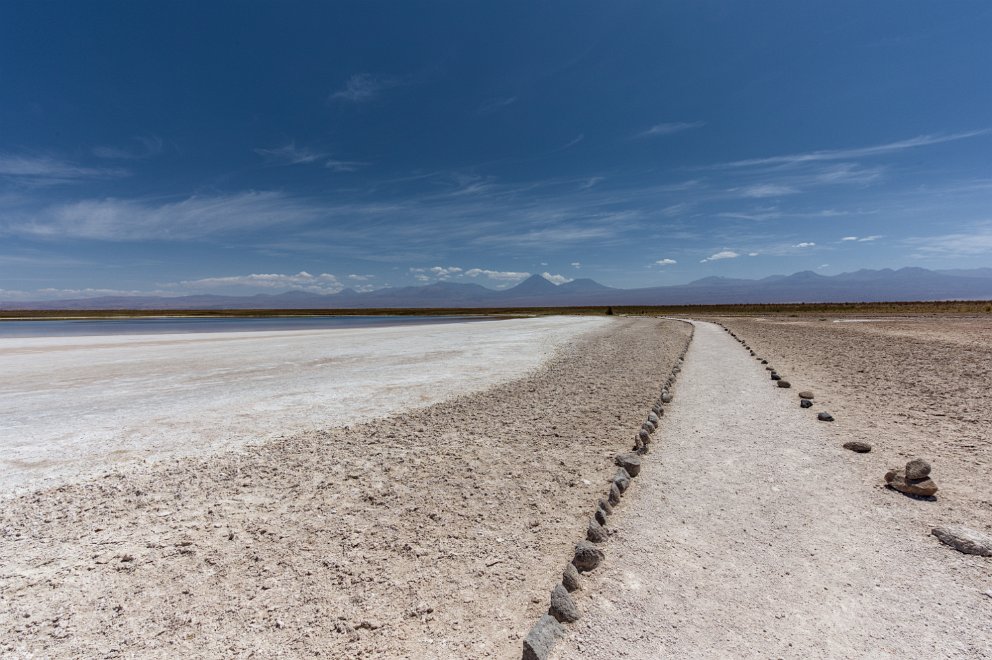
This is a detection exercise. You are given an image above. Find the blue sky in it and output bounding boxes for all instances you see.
[2,1,991,299]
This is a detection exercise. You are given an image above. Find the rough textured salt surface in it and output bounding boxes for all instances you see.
[0,317,691,659]
[0,316,608,495]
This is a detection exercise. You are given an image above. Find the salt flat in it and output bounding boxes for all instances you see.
[0,316,608,494]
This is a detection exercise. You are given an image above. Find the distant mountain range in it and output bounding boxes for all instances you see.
[5,267,992,310]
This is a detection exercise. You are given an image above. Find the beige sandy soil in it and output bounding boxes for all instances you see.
[554,321,991,659]
[716,316,992,540]
[0,317,690,659]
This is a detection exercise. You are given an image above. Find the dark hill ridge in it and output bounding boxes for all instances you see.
[4,267,992,310]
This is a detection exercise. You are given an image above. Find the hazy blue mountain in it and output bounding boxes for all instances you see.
[5,267,992,310]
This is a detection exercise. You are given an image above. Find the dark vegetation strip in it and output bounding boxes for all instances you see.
[2,299,992,320]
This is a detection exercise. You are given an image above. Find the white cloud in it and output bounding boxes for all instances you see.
[748,252,760,257]
[818,264,830,269]
[464,268,530,281]
[255,141,365,171]
[841,235,883,242]
[541,272,573,285]
[794,242,816,248]
[0,153,127,184]
[700,250,740,263]
[429,266,462,278]
[722,130,990,168]
[841,236,859,241]
[4,191,323,241]
[570,261,582,269]
[180,271,342,294]
[903,225,992,256]
[639,121,705,138]
[347,274,374,281]
[330,73,403,102]
[736,184,799,198]
[655,258,677,266]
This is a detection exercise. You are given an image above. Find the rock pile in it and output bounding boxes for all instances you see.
[885,459,938,497]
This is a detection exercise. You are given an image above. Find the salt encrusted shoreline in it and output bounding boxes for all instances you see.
[0,317,692,659]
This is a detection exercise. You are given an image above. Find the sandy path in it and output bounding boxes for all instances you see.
[555,322,991,659]
[0,316,607,495]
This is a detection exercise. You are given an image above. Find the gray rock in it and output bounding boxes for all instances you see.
[594,507,607,526]
[522,614,565,660]
[661,392,673,403]
[647,412,660,425]
[614,453,641,477]
[637,429,651,444]
[642,421,656,433]
[798,391,814,400]
[770,372,781,381]
[598,498,613,515]
[761,359,768,364]
[608,482,622,506]
[817,412,834,422]
[843,441,872,453]
[651,403,663,415]
[905,458,931,480]
[572,541,605,572]
[587,518,608,543]
[777,380,791,388]
[800,399,813,409]
[885,468,938,497]
[931,525,992,557]
[613,468,631,493]
[562,563,581,592]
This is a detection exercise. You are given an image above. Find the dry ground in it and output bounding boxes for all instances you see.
[715,315,992,537]
[0,317,690,659]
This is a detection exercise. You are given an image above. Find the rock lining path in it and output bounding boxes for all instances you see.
[554,321,991,659]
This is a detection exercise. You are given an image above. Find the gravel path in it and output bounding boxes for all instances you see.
[554,321,992,659]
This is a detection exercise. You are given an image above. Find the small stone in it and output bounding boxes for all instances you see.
[522,614,566,660]
[777,380,791,388]
[587,519,608,543]
[614,453,641,477]
[661,392,672,403]
[613,468,632,493]
[562,563,581,592]
[572,541,605,572]
[798,391,814,400]
[843,441,871,453]
[905,458,931,480]
[931,526,992,557]
[598,498,613,515]
[647,412,660,425]
[608,482,622,506]
[594,508,607,526]
[761,359,768,364]
[817,412,834,422]
[770,372,781,381]
[642,421,656,434]
[637,429,650,444]
[800,399,813,409]
[549,584,580,623]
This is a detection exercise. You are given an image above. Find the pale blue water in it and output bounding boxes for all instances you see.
[0,315,495,338]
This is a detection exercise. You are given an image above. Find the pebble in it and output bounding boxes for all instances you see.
[572,541,605,572]
[817,412,834,422]
[800,399,813,409]
[614,453,641,477]
[842,441,872,453]
[798,391,814,400]
[905,458,931,480]
[562,563,581,592]
[777,380,791,389]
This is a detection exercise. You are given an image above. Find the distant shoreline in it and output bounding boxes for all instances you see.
[1,299,991,320]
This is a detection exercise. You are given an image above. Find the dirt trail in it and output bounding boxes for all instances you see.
[555,321,992,659]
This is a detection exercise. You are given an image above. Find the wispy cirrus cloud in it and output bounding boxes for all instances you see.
[720,130,990,168]
[734,183,799,198]
[330,73,405,102]
[464,268,530,281]
[254,141,366,171]
[479,96,517,114]
[654,258,677,266]
[638,121,705,138]
[841,235,883,242]
[3,191,324,241]
[903,224,992,256]
[0,153,127,185]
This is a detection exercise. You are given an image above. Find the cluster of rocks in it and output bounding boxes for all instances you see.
[885,458,938,497]
[522,322,694,660]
